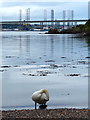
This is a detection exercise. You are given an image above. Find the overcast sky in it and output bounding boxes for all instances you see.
[0,0,89,21]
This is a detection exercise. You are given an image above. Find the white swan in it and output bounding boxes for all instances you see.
[32,89,49,109]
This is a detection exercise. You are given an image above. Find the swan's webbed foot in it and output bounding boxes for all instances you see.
[39,104,47,109]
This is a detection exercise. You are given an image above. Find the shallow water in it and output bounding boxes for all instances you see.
[0,31,89,110]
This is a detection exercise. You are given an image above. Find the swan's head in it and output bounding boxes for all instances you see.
[40,89,49,101]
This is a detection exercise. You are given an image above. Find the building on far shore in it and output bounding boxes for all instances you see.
[88,1,90,19]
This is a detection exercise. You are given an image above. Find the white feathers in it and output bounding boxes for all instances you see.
[32,89,49,104]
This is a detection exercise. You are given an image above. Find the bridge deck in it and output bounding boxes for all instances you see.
[0,20,88,24]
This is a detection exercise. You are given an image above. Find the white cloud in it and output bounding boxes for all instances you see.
[0,1,88,21]
[2,0,90,2]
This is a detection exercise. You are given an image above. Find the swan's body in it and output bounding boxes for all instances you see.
[32,89,49,109]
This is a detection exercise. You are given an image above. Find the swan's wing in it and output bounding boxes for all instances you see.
[32,92,41,101]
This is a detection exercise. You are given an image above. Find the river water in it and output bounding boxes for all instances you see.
[0,31,89,110]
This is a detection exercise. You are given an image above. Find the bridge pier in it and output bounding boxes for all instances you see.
[71,22,73,27]
[40,22,43,30]
[0,24,2,31]
[75,22,77,26]
[63,22,65,29]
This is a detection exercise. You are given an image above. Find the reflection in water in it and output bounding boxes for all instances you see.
[43,36,47,56]
[19,35,22,57]
[6,33,87,65]
[18,35,58,62]
[19,35,31,58]
[62,35,66,56]
[50,35,54,57]
[1,31,88,110]
[26,35,30,57]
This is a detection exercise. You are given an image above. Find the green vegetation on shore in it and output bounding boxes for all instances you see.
[47,19,90,37]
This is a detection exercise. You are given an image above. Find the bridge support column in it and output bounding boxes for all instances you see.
[0,24,2,31]
[63,22,65,29]
[67,22,70,28]
[19,22,22,31]
[57,22,60,29]
[75,22,77,26]
[40,22,43,30]
[71,21,73,27]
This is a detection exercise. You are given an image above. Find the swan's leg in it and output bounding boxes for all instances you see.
[35,102,37,110]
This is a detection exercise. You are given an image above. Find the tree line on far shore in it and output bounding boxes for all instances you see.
[47,19,90,37]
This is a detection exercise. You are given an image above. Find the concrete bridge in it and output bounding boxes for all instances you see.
[0,19,88,24]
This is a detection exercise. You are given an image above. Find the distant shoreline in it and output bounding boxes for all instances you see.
[46,20,90,38]
[46,28,90,37]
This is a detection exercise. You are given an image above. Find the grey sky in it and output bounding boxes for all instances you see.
[0,1,89,21]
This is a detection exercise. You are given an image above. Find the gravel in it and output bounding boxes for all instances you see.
[0,108,89,120]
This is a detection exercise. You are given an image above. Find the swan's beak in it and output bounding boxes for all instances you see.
[45,97,49,101]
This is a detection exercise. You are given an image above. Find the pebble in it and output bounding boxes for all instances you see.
[1,108,89,120]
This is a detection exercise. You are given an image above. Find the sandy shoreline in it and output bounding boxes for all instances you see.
[0,108,89,120]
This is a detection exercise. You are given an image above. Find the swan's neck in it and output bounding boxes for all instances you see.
[40,89,49,100]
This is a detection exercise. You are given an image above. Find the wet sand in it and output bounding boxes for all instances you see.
[1,108,89,120]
